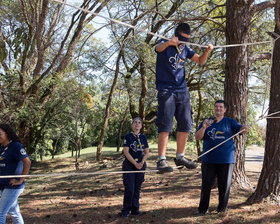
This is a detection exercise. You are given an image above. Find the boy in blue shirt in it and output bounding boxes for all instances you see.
[155,22,213,172]
[195,100,249,215]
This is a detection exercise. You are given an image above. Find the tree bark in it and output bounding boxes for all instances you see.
[117,107,128,152]
[247,13,280,204]
[224,0,252,189]
[139,55,148,121]
[195,75,203,158]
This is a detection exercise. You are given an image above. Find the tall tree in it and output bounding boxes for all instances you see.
[224,0,275,188]
[248,3,280,203]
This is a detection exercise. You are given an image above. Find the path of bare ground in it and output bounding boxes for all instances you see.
[8,146,280,224]
[245,146,264,183]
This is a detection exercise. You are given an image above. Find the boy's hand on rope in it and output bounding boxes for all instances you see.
[168,36,180,46]
[206,44,214,53]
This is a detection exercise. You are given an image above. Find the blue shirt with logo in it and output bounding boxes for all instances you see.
[198,117,242,163]
[123,133,149,163]
[0,141,29,189]
[155,39,195,92]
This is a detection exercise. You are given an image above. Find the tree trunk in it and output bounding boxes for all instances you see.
[78,137,81,158]
[52,138,59,159]
[247,14,280,204]
[117,107,128,152]
[224,0,252,189]
[195,75,203,158]
[96,46,123,161]
[139,55,148,120]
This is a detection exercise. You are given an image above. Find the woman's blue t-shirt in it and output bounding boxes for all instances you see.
[155,39,195,92]
[198,117,242,164]
[0,141,29,189]
[123,133,149,163]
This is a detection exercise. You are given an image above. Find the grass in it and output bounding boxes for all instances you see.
[8,143,278,224]
[47,140,197,160]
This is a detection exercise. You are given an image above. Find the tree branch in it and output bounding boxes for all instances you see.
[250,0,275,14]
[250,52,271,63]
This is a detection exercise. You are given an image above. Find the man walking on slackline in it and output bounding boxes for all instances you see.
[155,22,213,173]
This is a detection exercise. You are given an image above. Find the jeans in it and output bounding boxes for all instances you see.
[0,188,24,224]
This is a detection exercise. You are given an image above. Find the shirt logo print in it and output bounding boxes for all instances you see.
[169,53,184,70]
[20,148,27,155]
[207,128,225,140]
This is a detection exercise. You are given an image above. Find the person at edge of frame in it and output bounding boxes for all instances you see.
[0,124,31,224]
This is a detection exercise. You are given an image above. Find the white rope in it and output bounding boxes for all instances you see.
[52,0,273,49]
[0,170,156,178]
[195,129,245,161]
[212,41,272,49]
[258,110,280,120]
[0,165,184,178]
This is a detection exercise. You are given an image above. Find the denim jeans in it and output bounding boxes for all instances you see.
[0,188,24,224]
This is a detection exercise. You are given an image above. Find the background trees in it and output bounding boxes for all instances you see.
[0,0,272,171]
[0,0,109,156]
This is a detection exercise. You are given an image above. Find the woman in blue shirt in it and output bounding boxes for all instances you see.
[195,100,249,215]
[121,117,149,218]
[0,124,31,224]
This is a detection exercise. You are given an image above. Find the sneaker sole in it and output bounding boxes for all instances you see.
[157,167,174,174]
[174,158,198,169]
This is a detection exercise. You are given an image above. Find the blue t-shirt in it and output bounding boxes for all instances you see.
[155,39,195,92]
[123,133,149,163]
[198,117,242,164]
[0,141,29,189]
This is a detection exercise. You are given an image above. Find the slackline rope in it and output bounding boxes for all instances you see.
[52,0,272,49]
[195,129,245,161]
[0,165,185,179]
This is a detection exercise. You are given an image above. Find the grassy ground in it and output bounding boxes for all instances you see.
[8,144,280,224]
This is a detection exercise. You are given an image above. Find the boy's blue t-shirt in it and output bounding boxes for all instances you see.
[0,141,29,189]
[198,117,242,163]
[123,133,149,163]
[155,39,195,92]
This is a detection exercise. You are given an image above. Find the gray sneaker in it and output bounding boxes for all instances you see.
[174,157,198,169]
[156,159,173,173]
